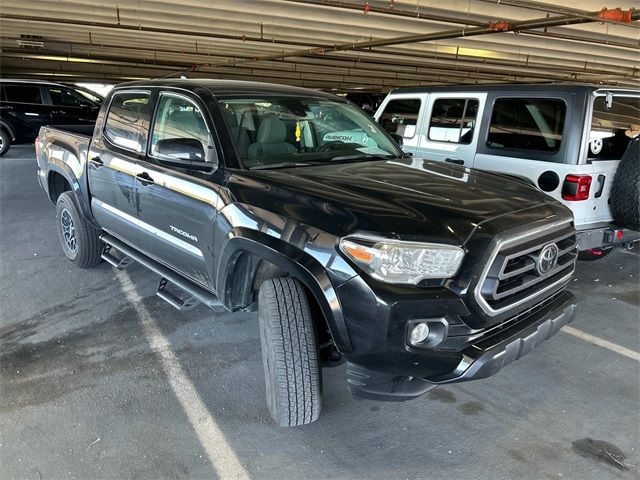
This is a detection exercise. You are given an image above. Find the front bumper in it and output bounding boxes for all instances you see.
[347,291,576,401]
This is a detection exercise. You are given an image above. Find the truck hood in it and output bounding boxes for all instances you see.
[229,158,564,245]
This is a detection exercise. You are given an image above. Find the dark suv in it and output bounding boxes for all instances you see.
[0,79,102,156]
[36,79,578,427]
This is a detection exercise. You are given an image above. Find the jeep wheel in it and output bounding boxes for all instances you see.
[0,129,11,157]
[56,192,103,268]
[610,138,639,231]
[258,276,321,427]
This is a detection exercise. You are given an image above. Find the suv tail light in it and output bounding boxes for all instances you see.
[562,174,592,201]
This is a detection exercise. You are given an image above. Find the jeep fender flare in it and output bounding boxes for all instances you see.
[217,227,352,353]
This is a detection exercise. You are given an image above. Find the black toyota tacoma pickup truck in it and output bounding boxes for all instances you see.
[36,79,578,427]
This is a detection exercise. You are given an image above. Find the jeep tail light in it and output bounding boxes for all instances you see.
[562,174,592,201]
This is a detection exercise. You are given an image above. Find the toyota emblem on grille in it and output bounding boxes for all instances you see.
[536,243,559,275]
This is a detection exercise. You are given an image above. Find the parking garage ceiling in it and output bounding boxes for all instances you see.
[0,0,639,90]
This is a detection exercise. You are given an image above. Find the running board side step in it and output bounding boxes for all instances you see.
[101,244,136,269]
[156,277,200,311]
[100,233,222,310]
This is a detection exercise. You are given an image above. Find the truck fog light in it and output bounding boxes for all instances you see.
[409,322,430,346]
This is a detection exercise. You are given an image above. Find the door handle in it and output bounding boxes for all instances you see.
[136,171,155,185]
[445,158,464,165]
[89,156,104,168]
[594,174,606,198]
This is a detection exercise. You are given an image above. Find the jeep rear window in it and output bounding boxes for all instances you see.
[104,91,150,153]
[588,95,640,161]
[487,98,566,153]
[1,85,43,104]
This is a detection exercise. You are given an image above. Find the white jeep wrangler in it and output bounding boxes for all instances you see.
[375,85,639,260]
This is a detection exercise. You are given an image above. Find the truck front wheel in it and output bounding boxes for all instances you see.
[258,276,322,426]
[55,192,103,268]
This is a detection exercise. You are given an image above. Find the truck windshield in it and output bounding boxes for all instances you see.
[218,97,404,169]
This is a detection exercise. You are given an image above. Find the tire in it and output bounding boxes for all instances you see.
[258,276,321,427]
[0,129,11,157]
[55,192,103,268]
[610,138,640,231]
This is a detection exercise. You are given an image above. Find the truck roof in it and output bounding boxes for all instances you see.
[115,78,339,99]
[390,84,640,96]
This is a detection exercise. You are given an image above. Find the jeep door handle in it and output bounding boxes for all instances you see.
[89,156,104,168]
[136,171,154,185]
[445,158,464,165]
[594,174,606,198]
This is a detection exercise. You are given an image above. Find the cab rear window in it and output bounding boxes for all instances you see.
[487,98,566,153]
[104,91,150,152]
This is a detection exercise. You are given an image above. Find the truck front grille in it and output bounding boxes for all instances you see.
[476,223,577,316]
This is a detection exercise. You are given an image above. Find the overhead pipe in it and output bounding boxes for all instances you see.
[4,32,633,79]
[474,0,639,29]
[212,8,640,67]
[283,0,640,47]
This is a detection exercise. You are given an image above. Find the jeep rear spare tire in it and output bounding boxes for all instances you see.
[610,138,640,231]
[258,276,321,427]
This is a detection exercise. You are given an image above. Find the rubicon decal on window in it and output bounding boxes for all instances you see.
[323,129,377,147]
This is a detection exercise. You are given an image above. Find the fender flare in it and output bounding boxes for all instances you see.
[47,163,94,222]
[0,120,16,140]
[217,227,352,353]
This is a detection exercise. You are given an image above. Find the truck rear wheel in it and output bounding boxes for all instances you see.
[56,192,103,268]
[0,129,11,157]
[610,138,639,231]
[258,276,321,427]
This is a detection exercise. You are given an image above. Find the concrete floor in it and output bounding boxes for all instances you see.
[1,145,639,480]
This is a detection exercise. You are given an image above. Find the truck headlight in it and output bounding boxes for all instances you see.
[339,236,464,285]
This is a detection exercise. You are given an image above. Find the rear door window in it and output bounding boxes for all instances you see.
[149,93,211,163]
[48,87,88,107]
[428,98,479,144]
[589,95,639,160]
[487,98,566,153]
[1,85,43,104]
[104,91,151,152]
[378,98,421,138]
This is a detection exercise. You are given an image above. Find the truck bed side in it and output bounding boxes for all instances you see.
[36,125,96,223]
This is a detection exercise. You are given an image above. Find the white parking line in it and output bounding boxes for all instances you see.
[563,325,640,361]
[115,271,251,480]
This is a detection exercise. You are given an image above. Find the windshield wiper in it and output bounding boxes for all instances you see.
[249,161,322,170]
[329,153,396,162]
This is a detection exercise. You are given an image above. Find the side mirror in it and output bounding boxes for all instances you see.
[389,133,403,147]
[153,138,215,172]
